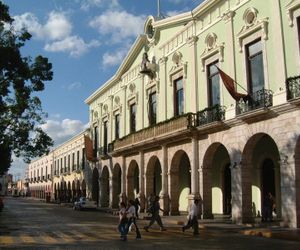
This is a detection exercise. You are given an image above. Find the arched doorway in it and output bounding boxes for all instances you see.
[127,161,139,201]
[100,166,109,207]
[76,180,81,198]
[242,133,281,222]
[202,143,231,218]
[112,164,122,208]
[92,168,99,205]
[145,156,162,198]
[170,150,191,215]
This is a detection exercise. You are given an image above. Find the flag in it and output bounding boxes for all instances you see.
[84,136,96,162]
[216,66,248,101]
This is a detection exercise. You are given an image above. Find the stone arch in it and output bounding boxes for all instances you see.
[127,160,140,201]
[145,156,162,199]
[100,166,110,207]
[112,164,122,208]
[241,133,281,223]
[202,142,231,218]
[92,167,100,205]
[76,180,81,198]
[170,150,191,215]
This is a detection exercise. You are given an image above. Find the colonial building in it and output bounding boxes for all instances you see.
[28,131,90,202]
[84,0,300,229]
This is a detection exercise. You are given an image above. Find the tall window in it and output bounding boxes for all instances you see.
[68,155,70,172]
[246,39,265,94]
[115,114,120,140]
[77,150,80,169]
[130,103,136,133]
[207,61,220,107]
[174,77,184,116]
[94,126,98,158]
[82,148,85,169]
[60,158,63,173]
[103,121,108,154]
[72,152,75,170]
[149,92,157,125]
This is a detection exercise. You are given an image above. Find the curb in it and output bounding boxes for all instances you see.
[241,229,300,242]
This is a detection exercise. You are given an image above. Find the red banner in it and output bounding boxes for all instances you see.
[216,67,248,101]
[84,136,96,162]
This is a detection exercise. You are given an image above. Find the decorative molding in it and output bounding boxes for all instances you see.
[200,39,224,72]
[186,35,199,46]
[169,52,187,85]
[237,17,269,52]
[222,10,235,23]
[159,56,168,65]
[286,0,300,27]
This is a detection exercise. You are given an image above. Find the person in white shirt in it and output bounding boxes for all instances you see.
[118,202,128,241]
[182,199,199,235]
[125,200,141,239]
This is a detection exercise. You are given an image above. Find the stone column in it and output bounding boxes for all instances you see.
[280,155,297,228]
[160,144,169,215]
[187,34,199,113]
[109,95,114,142]
[139,151,145,212]
[109,176,113,208]
[122,85,127,137]
[120,156,127,203]
[159,56,168,120]
[230,154,244,224]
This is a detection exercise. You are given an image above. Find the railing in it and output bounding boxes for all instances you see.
[236,89,273,115]
[108,143,114,153]
[195,105,226,126]
[286,75,300,100]
[114,113,194,150]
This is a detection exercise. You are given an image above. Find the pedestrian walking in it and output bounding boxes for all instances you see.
[118,202,128,241]
[134,197,140,219]
[182,199,199,236]
[144,196,166,232]
[125,200,142,239]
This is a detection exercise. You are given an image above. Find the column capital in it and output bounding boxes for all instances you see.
[222,10,235,23]
[187,35,199,46]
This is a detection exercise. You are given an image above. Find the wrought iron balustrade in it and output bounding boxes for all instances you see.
[196,105,226,126]
[114,113,194,150]
[236,89,273,115]
[286,75,300,100]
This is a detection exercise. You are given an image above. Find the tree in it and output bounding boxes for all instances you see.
[0,1,54,174]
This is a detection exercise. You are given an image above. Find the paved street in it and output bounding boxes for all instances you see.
[0,197,299,250]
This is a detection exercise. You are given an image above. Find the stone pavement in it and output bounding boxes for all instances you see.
[136,212,300,242]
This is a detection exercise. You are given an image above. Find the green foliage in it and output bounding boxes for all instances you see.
[0,1,54,174]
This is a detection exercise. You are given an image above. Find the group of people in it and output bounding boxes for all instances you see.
[117,196,200,241]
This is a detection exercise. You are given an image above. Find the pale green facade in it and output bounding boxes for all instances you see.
[81,0,300,228]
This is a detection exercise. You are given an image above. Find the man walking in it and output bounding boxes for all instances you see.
[125,200,141,239]
[182,199,199,236]
[144,196,166,232]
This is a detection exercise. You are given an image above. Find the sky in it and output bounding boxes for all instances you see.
[3,0,204,179]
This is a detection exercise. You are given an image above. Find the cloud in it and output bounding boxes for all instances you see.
[66,81,82,90]
[80,0,120,11]
[12,11,72,41]
[44,36,100,57]
[41,118,88,146]
[102,48,128,67]
[12,11,99,57]
[166,10,183,17]
[89,10,145,43]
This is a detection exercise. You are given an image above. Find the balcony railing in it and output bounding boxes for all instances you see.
[286,75,300,100]
[236,89,273,115]
[195,105,226,126]
[114,113,194,150]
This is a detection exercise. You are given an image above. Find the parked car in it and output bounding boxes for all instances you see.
[0,197,4,211]
[73,197,97,211]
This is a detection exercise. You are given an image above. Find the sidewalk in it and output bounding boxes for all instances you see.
[138,212,300,242]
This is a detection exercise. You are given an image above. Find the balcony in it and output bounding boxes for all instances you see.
[196,105,226,126]
[99,146,109,159]
[236,89,273,122]
[113,113,194,152]
[286,75,300,105]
